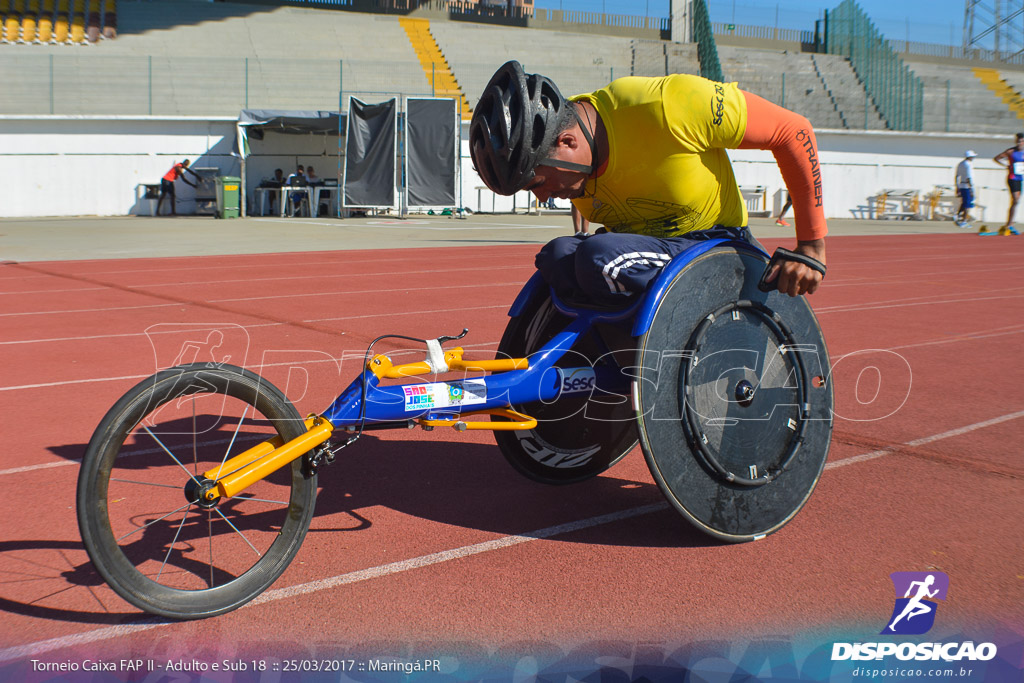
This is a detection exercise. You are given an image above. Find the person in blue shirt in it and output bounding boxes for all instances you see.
[954,150,976,228]
[993,133,1024,235]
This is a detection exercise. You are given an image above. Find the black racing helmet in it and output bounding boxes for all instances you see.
[470,61,573,196]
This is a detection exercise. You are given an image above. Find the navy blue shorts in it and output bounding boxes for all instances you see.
[535,226,754,307]
[958,187,974,209]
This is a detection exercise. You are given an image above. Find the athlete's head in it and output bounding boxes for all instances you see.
[470,61,587,197]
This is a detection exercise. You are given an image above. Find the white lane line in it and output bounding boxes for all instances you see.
[830,324,1024,362]
[2,314,1018,395]
[0,302,181,318]
[0,281,518,317]
[121,264,531,290]
[815,291,1024,315]
[0,411,1021,663]
[208,281,523,304]
[0,249,538,279]
[0,302,509,356]
[823,409,1024,469]
[0,460,80,476]
[4,261,1024,298]
[0,334,503,395]
[0,287,110,296]
[0,621,169,664]
[250,503,668,605]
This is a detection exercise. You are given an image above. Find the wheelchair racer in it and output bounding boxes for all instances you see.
[469,61,828,303]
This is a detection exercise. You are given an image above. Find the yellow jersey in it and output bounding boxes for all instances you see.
[571,74,748,237]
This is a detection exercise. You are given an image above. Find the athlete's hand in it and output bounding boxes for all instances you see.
[766,238,826,296]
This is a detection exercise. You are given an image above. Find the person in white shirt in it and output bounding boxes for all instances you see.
[955,150,976,227]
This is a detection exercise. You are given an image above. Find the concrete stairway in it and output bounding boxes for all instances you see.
[904,58,1022,133]
[398,17,472,119]
[0,0,427,115]
[973,67,1024,123]
[3,0,1024,134]
[811,53,886,130]
[429,19,633,105]
[717,45,844,129]
[630,39,699,77]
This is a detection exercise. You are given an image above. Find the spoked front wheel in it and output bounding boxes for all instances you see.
[77,363,317,619]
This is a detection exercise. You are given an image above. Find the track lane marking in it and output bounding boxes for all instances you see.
[0,411,1022,663]
[5,317,1023,391]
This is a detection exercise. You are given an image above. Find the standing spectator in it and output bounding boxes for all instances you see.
[994,133,1024,235]
[955,150,976,228]
[571,205,590,236]
[775,193,793,227]
[156,159,199,216]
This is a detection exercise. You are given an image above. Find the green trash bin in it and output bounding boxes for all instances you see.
[215,176,241,219]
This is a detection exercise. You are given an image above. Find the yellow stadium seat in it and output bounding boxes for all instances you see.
[1,0,19,43]
[37,0,53,42]
[20,0,36,42]
[69,0,83,43]
[53,0,68,42]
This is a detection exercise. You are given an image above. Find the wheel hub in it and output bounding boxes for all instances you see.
[184,477,219,509]
[735,379,756,407]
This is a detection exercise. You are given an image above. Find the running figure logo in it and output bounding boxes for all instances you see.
[881,571,949,635]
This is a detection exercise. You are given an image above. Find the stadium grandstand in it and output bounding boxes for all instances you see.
[2,0,1024,219]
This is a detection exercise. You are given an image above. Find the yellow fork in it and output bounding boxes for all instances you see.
[200,417,333,501]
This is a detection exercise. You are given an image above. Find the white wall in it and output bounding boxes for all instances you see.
[0,116,342,218]
[0,116,1014,222]
[459,127,1015,223]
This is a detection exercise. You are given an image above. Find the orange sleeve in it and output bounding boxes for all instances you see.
[739,91,827,241]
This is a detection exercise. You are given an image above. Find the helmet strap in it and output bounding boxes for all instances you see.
[537,104,598,176]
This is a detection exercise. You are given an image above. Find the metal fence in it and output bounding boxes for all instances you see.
[692,0,723,83]
[825,0,923,131]
[0,54,633,116]
[711,21,814,45]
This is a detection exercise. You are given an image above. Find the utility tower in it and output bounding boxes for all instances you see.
[964,0,1024,59]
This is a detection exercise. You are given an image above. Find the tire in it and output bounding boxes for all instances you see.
[492,289,639,485]
[635,247,833,542]
[77,363,317,619]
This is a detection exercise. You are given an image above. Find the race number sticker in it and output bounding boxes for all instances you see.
[403,379,487,411]
[1014,161,1024,176]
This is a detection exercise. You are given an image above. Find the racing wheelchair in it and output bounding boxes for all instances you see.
[76,237,833,619]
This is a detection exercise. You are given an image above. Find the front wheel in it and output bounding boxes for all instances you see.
[77,363,317,619]
[492,289,639,485]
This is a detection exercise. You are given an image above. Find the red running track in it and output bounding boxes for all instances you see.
[0,234,1022,668]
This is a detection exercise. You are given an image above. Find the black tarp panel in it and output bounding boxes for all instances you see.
[406,98,457,206]
[344,97,397,207]
[239,109,342,134]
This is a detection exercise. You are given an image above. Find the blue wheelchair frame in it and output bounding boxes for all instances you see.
[320,237,768,429]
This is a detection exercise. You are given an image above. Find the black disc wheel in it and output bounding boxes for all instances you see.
[76,363,317,619]
[492,289,639,484]
[635,247,833,541]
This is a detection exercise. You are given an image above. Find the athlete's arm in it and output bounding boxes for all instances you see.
[994,149,1011,167]
[738,92,827,296]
